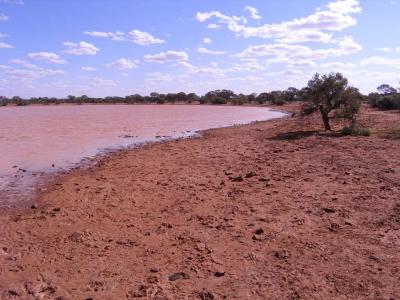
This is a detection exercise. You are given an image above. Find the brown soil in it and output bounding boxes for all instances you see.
[1,105,399,299]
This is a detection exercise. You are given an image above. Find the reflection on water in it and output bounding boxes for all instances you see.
[0,104,285,206]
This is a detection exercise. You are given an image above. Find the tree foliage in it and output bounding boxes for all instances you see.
[367,83,400,110]
[301,73,362,131]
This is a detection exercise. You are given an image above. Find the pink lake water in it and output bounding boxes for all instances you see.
[0,104,285,206]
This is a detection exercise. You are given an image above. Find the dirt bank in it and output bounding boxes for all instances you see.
[1,106,399,299]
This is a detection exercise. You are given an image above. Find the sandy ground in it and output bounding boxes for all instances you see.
[0,105,399,299]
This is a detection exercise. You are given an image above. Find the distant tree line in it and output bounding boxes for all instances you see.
[367,84,400,110]
[0,88,307,107]
[1,81,399,112]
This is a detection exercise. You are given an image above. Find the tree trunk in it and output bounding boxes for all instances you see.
[320,110,332,131]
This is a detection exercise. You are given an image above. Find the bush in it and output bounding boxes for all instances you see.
[367,88,400,110]
[210,97,227,105]
[341,125,371,136]
[271,98,285,106]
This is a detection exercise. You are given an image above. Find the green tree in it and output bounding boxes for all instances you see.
[302,73,362,131]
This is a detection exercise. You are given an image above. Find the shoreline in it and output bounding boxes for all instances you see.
[1,105,399,299]
[30,107,290,206]
[0,105,290,212]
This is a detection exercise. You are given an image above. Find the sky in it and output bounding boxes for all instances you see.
[0,0,399,98]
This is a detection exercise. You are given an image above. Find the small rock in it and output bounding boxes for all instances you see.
[329,223,340,232]
[31,204,38,209]
[245,172,257,178]
[274,250,290,259]
[254,228,264,235]
[322,207,336,213]
[231,176,243,182]
[168,272,188,281]
[198,291,215,300]
[214,271,225,277]
[150,268,160,273]
[369,255,380,261]
[196,243,207,252]
[258,178,269,182]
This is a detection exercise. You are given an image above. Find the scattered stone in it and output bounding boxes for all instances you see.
[231,176,243,182]
[329,223,340,232]
[168,272,188,281]
[31,204,38,209]
[274,250,290,259]
[369,255,380,261]
[198,291,215,300]
[245,172,257,178]
[258,178,269,182]
[254,228,264,235]
[150,267,160,273]
[195,243,207,252]
[322,207,336,213]
[8,290,20,296]
[214,271,225,277]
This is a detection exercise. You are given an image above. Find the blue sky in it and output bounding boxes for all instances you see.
[0,0,399,97]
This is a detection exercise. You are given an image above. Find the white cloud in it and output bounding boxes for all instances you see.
[0,14,9,22]
[92,77,116,87]
[62,41,99,55]
[6,68,65,80]
[0,42,13,48]
[206,23,221,29]
[376,47,392,52]
[127,29,165,45]
[203,37,212,44]
[196,0,361,43]
[9,59,38,69]
[28,52,66,64]
[1,0,24,4]
[360,56,400,68]
[82,66,96,72]
[144,51,188,63]
[107,58,139,69]
[197,47,227,55]
[320,62,356,69]
[174,61,231,78]
[236,36,362,63]
[245,6,261,20]
[84,29,165,45]
[276,31,334,44]
[0,33,8,39]
[84,31,125,41]
[145,72,173,83]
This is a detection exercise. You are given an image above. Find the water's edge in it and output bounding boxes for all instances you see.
[0,109,289,211]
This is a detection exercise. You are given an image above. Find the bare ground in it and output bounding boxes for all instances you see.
[0,106,399,299]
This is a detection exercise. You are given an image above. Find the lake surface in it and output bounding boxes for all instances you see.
[0,104,285,206]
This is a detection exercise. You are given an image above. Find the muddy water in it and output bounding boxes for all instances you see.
[0,104,285,206]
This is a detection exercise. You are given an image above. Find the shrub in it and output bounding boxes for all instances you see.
[210,97,227,105]
[376,95,400,110]
[341,124,371,136]
[271,98,285,106]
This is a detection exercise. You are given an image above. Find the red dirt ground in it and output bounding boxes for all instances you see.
[1,106,399,299]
